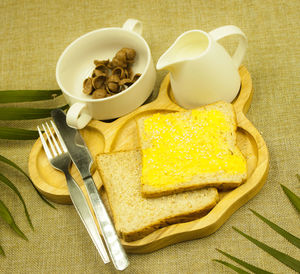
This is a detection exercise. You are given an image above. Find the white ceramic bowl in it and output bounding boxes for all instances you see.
[56,19,156,129]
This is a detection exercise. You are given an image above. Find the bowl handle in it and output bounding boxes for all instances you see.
[122,18,143,35]
[66,102,92,129]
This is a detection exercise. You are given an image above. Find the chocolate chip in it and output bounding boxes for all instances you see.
[92,88,107,99]
[92,75,106,89]
[83,78,93,94]
[82,48,140,99]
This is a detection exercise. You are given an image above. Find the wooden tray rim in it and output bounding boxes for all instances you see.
[28,66,269,253]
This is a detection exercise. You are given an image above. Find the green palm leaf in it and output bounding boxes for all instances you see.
[0,105,68,120]
[0,244,5,256]
[0,127,39,140]
[0,154,55,208]
[213,259,250,274]
[0,172,33,230]
[250,209,300,249]
[216,249,272,274]
[281,184,300,213]
[233,226,300,272]
[0,90,62,103]
[0,89,61,255]
[0,199,28,241]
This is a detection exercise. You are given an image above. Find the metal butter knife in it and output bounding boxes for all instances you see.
[51,109,129,271]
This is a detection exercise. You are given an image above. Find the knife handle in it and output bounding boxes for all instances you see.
[65,172,110,264]
[84,176,129,271]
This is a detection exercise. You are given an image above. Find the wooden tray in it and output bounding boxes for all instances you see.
[28,66,269,253]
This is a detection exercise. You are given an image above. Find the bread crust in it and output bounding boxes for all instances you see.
[120,196,218,242]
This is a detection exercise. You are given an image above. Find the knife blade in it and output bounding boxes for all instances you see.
[64,171,110,264]
[51,109,129,271]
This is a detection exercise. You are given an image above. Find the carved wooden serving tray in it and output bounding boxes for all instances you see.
[28,66,269,253]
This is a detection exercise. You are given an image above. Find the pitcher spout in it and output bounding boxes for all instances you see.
[156,33,189,73]
[156,47,182,73]
[156,30,210,73]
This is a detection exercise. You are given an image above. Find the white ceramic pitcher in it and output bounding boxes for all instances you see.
[156,25,247,109]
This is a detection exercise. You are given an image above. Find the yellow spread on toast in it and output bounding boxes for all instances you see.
[141,109,247,188]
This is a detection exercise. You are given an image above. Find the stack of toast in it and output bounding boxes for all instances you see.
[96,101,247,242]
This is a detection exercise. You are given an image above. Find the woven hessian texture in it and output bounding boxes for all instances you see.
[0,0,299,273]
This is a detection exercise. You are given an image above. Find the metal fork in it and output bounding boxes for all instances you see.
[37,121,110,264]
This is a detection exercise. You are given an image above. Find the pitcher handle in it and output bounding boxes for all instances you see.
[122,19,143,35]
[209,25,247,68]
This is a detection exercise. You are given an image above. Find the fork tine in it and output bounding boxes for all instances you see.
[46,122,62,155]
[50,120,68,153]
[42,123,57,157]
[37,126,53,160]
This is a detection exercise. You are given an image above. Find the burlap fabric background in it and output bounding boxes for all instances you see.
[0,0,299,273]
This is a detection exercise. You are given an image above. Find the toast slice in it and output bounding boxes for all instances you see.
[96,149,219,242]
[137,101,247,198]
